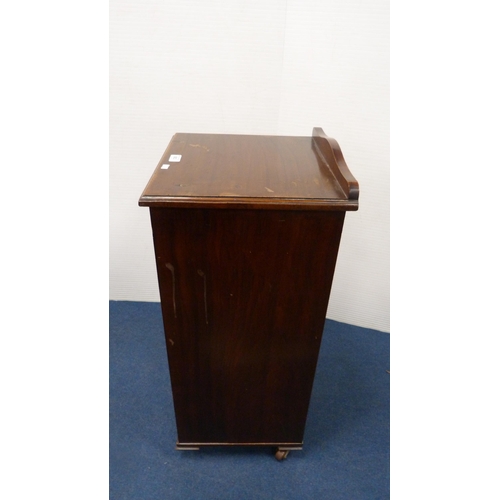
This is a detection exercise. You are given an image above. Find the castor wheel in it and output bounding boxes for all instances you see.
[275,449,290,461]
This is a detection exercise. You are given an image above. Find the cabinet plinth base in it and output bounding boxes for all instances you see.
[175,442,303,460]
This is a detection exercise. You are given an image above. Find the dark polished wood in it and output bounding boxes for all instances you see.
[312,127,359,201]
[139,128,359,450]
[139,129,358,211]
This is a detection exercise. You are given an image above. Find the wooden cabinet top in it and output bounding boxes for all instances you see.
[139,127,359,211]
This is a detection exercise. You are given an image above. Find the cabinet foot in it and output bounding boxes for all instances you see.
[274,449,290,461]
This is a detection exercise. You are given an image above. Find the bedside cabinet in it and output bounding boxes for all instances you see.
[139,127,359,460]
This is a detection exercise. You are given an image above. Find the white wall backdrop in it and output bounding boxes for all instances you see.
[110,0,389,332]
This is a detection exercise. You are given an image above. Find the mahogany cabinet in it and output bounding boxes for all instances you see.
[139,128,359,460]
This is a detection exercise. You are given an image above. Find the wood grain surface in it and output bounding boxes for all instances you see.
[139,130,358,211]
[140,129,359,447]
[150,207,346,445]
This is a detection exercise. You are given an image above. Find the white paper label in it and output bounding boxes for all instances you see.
[169,154,182,162]
[161,164,170,169]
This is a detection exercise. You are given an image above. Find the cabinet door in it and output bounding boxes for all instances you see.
[150,207,345,445]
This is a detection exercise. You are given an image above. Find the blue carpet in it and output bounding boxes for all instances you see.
[110,300,389,499]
